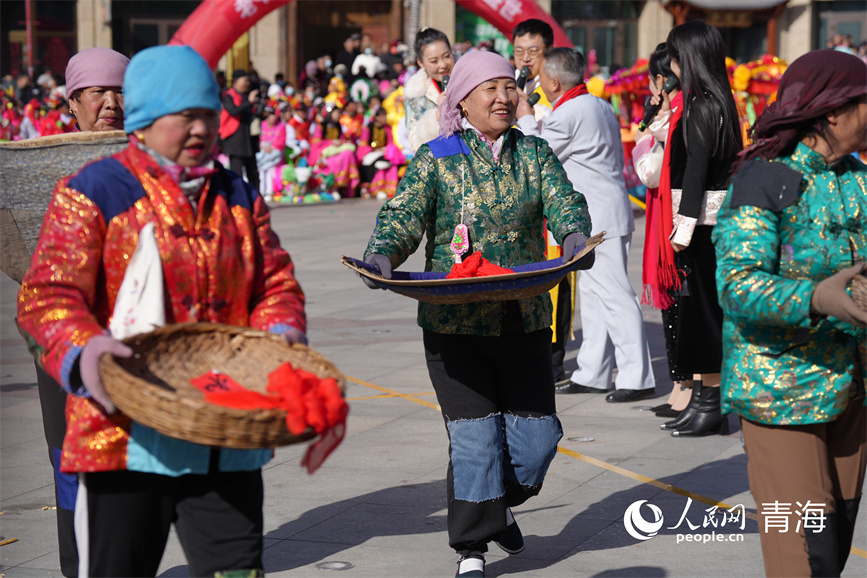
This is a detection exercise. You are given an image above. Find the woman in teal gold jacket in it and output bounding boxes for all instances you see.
[364,51,590,578]
[713,50,866,577]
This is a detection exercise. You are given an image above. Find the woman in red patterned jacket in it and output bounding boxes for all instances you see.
[17,45,306,577]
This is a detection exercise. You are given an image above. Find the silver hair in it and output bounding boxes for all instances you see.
[543,47,586,90]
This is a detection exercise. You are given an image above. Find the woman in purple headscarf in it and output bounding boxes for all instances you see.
[714,49,867,577]
[26,45,130,578]
[362,51,591,577]
[65,47,128,132]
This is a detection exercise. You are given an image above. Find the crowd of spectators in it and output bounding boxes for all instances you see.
[4,28,865,201]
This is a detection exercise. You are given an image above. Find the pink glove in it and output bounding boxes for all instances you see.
[79,335,133,414]
[810,262,867,328]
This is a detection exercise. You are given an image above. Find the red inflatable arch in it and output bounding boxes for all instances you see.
[169,0,572,70]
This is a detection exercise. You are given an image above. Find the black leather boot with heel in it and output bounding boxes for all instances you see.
[661,381,701,431]
[671,385,729,437]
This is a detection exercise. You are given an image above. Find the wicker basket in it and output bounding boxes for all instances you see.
[852,273,867,312]
[98,323,345,449]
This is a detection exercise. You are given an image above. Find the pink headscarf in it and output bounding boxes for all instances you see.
[66,48,129,96]
[439,52,515,138]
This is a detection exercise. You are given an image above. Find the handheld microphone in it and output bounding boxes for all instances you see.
[527,92,540,107]
[517,66,530,91]
[638,75,679,131]
[441,75,450,91]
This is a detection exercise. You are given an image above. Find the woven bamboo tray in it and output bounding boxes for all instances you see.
[342,232,604,304]
[98,323,345,449]
[853,273,867,312]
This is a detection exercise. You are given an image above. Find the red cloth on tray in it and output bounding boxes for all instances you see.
[446,252,513,279]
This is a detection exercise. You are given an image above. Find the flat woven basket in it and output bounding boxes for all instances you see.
[98,323,345,449]
[342,232,604,304]
[852,273,867,312]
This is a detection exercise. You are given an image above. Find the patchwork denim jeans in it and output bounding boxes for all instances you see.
[424,325,563,554]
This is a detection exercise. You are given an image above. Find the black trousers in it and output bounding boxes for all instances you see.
[424,319,562,555]
[660,299,691,382]
[229,155,259,190]
[359,162,378,185]
[36,364,79,577]
[674,225,723,374]
[79,468,264,577]
[551,277,573,374]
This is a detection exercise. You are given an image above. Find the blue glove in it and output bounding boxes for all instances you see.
[362,254,392,289]
[280,327,308,346]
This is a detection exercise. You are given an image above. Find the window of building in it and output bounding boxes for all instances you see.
[112,1,199,56]
[1,0,76,78]
[816,0,867,50]
[552,0,642,74]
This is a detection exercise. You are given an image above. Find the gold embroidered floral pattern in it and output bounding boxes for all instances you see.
[714,143,867,425]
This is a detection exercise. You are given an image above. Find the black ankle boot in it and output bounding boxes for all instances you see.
[671,386,729,437]
[661,382,701,431]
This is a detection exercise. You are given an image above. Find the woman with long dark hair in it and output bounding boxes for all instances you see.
[657,21,742,437]
[634,42,692,419]
[714,49,866,577]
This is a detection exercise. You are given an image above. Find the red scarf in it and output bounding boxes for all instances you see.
[641,91,683,310]
[552,83,588,111]
[202,362,349,474]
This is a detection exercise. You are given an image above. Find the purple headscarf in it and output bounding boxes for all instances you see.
[66,48,129,96]
[439,52,515,138]
[741,49,867,163]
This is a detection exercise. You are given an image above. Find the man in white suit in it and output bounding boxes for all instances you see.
[517,48,655,402]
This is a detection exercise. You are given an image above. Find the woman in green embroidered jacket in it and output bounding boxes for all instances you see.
[363,51,590,578]
[713,50,867,577]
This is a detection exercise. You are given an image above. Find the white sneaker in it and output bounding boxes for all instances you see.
[455,554,485,577]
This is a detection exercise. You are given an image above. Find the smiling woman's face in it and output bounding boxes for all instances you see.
[460,77,518,143]
[417,40,454,83]
[139,108,219,167]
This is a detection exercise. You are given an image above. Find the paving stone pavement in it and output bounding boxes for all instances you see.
[1,199,865,577]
